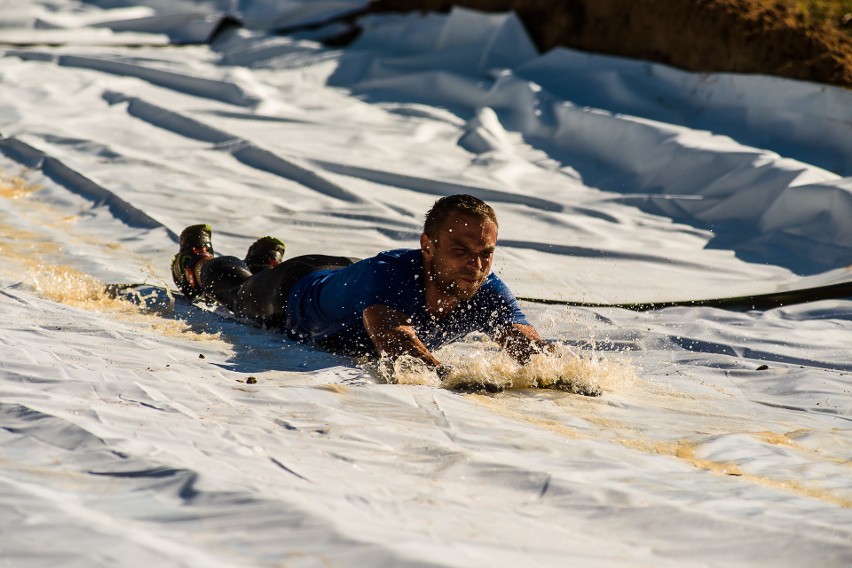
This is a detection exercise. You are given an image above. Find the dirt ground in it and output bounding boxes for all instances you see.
[366,0,852,88]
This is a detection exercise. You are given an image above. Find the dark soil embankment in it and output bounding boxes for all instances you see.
[367,0,852,88]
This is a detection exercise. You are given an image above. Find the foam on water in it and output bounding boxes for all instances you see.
[381,341,634,395]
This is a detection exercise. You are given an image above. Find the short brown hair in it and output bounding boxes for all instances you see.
[423,194,498,240]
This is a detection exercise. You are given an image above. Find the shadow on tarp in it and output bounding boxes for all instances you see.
[107,284,353,375]
[522,135,851,277]
[0,137,180,243]
[513,49,852,178]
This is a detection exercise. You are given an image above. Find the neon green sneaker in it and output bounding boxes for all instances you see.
[171,224,214,298]
[244,236,286,274]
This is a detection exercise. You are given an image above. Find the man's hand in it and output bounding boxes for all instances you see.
[494,323,549,364]
[363,304,441,367]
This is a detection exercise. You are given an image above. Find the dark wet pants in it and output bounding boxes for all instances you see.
[200,254,357,329]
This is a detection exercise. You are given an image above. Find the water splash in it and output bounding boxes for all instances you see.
[24,262,134,311]
[378,342,634,395]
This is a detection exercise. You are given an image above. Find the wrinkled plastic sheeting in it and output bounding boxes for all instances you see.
[233,0,369,30]
[351,7,539,75]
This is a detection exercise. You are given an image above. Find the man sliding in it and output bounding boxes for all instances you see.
[172,194,566,388]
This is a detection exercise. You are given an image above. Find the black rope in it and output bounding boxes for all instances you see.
[518,280,852,311]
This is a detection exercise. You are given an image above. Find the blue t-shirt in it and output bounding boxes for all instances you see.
[285,248,529,355]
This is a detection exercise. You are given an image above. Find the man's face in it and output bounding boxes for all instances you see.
[421,212,498,303]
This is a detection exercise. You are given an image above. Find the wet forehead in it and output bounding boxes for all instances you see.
[438,212,498,248]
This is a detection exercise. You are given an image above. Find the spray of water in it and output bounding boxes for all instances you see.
[377,341,633,396]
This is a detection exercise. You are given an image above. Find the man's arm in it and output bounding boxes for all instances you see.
[362,304,441,367]
[493,323,550,364]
